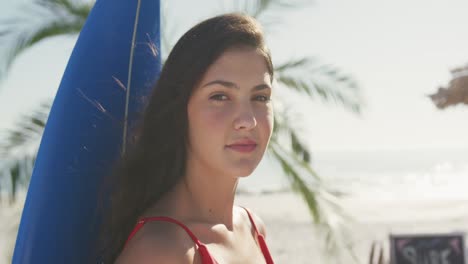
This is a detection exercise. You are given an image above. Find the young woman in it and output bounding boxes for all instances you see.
[98,13,275,264]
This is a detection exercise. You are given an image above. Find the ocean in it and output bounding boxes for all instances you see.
[240,147,468,201]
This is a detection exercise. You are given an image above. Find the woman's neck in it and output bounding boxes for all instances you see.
[155,166,239,230]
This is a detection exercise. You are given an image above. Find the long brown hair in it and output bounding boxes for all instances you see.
[96,13,274,263]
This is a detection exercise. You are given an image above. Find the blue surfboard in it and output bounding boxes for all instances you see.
[12,0,161,262]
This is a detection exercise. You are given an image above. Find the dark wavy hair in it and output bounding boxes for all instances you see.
[96,13,274,263]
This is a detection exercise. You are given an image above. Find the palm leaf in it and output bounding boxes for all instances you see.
[0,101,50,202]
[0,0,93,83]
[1,155,36,204]
[0,102,49,157]
[36,0,93,18]
[270,107,319,177]
[269,141,321,221]
[271,114,319,178]
[269,139,359,261]
[269,106,360,261]
[275,58,363,114]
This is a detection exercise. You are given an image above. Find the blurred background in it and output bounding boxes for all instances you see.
[1,0,467,263]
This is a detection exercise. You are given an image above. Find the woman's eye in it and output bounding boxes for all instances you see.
[210,94,228,101]
[254,95,271,102]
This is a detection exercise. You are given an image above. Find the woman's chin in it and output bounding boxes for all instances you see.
[231,165,258,178]
[237,172,253,178]
[222,158,262,178]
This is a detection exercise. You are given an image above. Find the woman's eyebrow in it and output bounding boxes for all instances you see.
[201,79,271,91]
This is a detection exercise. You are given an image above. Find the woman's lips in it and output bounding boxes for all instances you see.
[226,144,257,153]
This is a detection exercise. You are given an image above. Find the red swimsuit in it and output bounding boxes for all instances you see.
[125,207,274,264]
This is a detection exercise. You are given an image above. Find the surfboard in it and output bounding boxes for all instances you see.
[12,0,161,262]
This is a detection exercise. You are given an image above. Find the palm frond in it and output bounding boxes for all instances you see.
[0,101,50,201]
[269,140,359,262]
[8,162,20,202]
[275,58,310,71]
[0,102,50,157]
[275,58,363,114]
[269,141,321,221]
[1,155,36,204]
[269,140,358,259]
[36,0,93,18]
[271,108,318,177]
[269,105,359,261]
[0,0,93,83]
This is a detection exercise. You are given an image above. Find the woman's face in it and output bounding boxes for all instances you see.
[187,47,274,178]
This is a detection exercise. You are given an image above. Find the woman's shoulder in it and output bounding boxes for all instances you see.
[115,218,198,264]
[236,205,267,238]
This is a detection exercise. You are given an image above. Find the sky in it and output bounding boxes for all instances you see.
[1,0,468,152]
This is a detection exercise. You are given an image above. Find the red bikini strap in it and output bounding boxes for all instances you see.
[240,207,275,264]
[125,216,202,248]
[240,206,260,236]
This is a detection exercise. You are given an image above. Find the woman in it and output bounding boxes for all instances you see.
[98,13,275,264]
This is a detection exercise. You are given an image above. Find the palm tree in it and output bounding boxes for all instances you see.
[0,0,363,261]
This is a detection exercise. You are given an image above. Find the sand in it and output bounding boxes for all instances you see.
[236,191,468,263]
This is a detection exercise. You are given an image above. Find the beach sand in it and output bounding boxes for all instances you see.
[2,191,468,264]
[236,191,468,263]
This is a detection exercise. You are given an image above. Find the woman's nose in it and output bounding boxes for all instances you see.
[233,103,257,130]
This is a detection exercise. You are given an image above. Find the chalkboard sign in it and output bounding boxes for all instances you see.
[390,233,466,264]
